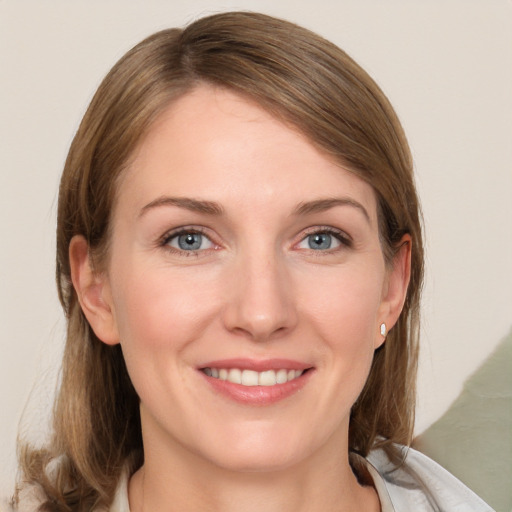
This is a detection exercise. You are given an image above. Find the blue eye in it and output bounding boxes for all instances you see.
[166,231,214,251]
[308,233,334,250]
[297,230,346,251]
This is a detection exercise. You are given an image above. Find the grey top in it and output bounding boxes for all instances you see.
[108,446,494,512]
[365,446,494,511]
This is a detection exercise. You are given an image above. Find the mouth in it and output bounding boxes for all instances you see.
[200,367,306,387]
[198,359,314,405]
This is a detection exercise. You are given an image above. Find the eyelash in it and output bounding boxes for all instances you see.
[298,226,353,251]
[158,226,352,257]
[159,227,215,257]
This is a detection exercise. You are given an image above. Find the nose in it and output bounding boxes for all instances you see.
[222,251,298,342]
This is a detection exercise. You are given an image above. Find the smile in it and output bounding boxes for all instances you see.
[201,368,304,387]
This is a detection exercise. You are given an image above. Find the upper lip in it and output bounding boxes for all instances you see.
[198,358,313,372]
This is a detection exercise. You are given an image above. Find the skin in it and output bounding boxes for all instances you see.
[71,86,411,512]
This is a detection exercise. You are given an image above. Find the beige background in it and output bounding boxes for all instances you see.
[1,1,511,508]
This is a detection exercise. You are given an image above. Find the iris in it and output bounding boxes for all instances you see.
[308,233,332,250]
[178,233,203,250]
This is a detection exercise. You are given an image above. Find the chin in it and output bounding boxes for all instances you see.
[190,422,321,474]
[207,447,304,474]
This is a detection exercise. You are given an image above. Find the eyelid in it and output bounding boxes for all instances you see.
[303,226,352,242]
[160,226,206,243]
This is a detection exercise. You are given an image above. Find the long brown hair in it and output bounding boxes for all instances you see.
[16,11,423,511]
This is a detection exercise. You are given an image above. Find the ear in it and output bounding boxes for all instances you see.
[69,235,120,345]
[375,234,412,348]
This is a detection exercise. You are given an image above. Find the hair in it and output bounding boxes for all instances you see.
[15,11,423,511]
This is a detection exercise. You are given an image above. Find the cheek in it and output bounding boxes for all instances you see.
[112,264,220,348]
[300,263,385,393]
[301,262,384,341]
[108,264,224,408]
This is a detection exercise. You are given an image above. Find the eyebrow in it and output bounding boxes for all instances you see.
[139,196,224,217]
[139,195,370,223]
[293,198,371,223]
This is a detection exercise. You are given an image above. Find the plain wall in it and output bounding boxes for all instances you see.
[1,0,511,503]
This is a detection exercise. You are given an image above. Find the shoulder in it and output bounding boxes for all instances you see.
[366,445,495,511]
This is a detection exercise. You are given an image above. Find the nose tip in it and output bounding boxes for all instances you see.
[222,257,297,341]
[233,309,289,341]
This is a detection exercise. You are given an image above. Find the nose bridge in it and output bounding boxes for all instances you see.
[223,242,296,340]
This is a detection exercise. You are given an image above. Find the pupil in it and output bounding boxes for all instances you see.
[309,233,331,250]
[178,233,201,250]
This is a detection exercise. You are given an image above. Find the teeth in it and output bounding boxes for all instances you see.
[276,369,288,384]
[241,370,259,386]
[228,368,242,384]
[259,370,276,386]
[202,367,305,386]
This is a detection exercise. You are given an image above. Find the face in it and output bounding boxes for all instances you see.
[79,86,407,473]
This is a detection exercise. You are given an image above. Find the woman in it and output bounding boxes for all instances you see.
[14,11,493,512]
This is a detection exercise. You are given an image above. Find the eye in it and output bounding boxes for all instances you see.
[296,229,350,251]
[302,232,340,251]
[165,230,214,252]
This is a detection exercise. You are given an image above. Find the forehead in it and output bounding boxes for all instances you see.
[117,86,378,222]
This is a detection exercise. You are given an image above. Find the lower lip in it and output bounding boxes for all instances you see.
[200,370,314,405]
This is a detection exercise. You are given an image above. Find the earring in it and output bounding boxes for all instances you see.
[380,323,387,337]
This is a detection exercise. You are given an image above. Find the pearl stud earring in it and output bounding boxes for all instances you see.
[380,323,387,337]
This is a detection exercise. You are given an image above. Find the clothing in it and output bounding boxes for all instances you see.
[364,446,494,511]
[108,446,493,512]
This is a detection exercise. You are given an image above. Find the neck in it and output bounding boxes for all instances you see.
[128,430,380,512]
